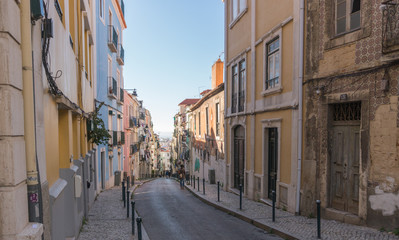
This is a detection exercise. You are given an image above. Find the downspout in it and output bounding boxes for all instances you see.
[223,0,228,190]
[21,0,43,223]
[296,0,305,215]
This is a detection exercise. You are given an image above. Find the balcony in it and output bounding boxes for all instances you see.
[129,117,137,129]
[108,77,117,99]
[107,25,118,52]
[117,44,124,65]
[382,1,399,55]
[130,143,138,155]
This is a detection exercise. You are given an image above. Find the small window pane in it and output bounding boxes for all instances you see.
[269,39,279,53]
[337,2,346,19]
[337,18,346,34]
[232,0,238,19]
[351,0,360,13]
[275,54,280,78]
[239,0,246,12]
[350,11,360,30]
[268,56,274,79]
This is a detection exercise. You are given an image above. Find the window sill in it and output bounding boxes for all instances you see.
[229,7,248,29]
[261,86,283,97]
[325,27,369,50]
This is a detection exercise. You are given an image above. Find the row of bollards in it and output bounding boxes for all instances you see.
[189,178,322,239]
[121,179,143,240]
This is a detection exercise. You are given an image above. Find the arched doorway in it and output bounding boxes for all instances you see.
[233,126,245,190]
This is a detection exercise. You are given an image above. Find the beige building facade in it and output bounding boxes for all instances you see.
[191,59,225,185]
[303,0,399,229]
[224,0,304,213]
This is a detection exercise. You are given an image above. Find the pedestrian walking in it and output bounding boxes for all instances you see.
[179,166,185,189]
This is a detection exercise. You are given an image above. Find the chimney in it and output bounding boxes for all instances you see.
[211,58,224,89]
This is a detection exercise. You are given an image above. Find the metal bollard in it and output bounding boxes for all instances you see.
[136,217,142,240]
[316,200,321,239]
[122,181,126,208]
[127,190,130,218]
[131,201,135,235]
[190,176,192,186]
[239,184,242,210]
[217,181,220,202]
[203,179,205,195]
[127,176,130,192]
[197,177,200,191]
[132,176,134,186]
[272,190,276,222]
[193,176,195,188]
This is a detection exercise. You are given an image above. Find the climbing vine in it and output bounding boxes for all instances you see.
[87,103,111,145]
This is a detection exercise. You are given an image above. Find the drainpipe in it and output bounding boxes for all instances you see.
[296,0,305,215]
[21,0,42,223]
[223,0,228,190]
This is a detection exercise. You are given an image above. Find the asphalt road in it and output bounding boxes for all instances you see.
[133,178,282,240]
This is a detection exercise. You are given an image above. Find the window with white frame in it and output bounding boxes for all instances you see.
[336,0,361,35]
[231,59,246,113]
[231,0,247,22]
[265,38,280,90]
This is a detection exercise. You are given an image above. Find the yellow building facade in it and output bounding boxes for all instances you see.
[224,0,304,213]
[40,0,96,238]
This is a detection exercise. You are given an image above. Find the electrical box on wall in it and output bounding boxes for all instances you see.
[74,175,82,198]
[30,0,44,21]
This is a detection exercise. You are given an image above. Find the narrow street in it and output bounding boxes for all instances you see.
[133,178,282,240]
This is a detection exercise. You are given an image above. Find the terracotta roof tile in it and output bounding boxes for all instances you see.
[178,98,200,106]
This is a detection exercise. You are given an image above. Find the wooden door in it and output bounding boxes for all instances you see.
[234,126,245,190]
[268,128,278,199]
[331,125,360,214]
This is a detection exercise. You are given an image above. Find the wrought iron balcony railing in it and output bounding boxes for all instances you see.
[107,25,118,52]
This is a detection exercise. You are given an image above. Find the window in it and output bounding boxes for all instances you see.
[238,60,245,112]
[266,38,280,90]
[206,107,209,135]
[231,59,246,113]
[198,112,201,136]
[99,0,104,21]
[216,103,220,136]
[231,0,247,21]
[231,65,238,113]
[336,0,361,35]
[194,114,196,135]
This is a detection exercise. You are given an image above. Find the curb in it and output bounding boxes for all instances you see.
[131,178,157,240]
[185,184,298,240]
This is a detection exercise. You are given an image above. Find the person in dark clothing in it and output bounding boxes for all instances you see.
[179,166,185,189]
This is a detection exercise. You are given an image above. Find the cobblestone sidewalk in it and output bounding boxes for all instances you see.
[184,179,399,240]
[78,181,149,240]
